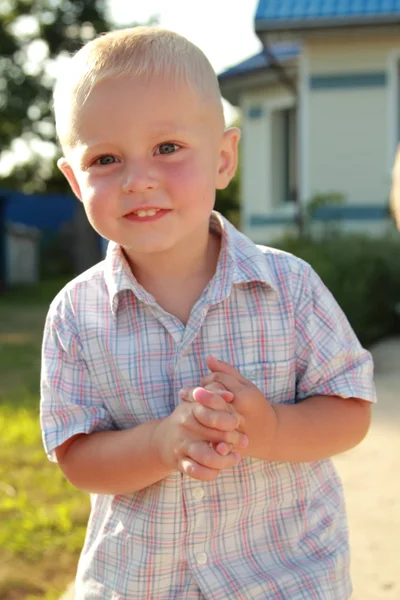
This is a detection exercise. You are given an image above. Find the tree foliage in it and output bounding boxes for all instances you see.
[0,0,156,192]
[0,1,241,224]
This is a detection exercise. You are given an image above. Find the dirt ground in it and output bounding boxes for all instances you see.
[333,337,400,600]
[61,338,400,600]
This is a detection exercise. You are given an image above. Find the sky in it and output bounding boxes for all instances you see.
[108,0,262,123]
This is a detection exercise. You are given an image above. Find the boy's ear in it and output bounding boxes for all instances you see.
[216,127,241,190]
[390,145,400,230]
[57,157,83,202]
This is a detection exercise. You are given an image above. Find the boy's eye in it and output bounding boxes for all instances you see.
[156,143,179,155]
[96,155,117,165]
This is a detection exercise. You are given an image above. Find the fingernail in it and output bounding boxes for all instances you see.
[179,388,188,400]
[233,452,242,462]
[193,387,212,401]
[216,442,229,455]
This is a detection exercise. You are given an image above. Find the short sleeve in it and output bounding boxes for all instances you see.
[40,298,114,462]
[294,265,376,403]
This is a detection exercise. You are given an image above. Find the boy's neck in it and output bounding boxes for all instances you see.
[123,228,221,323]
[123,232,221,325]
[126,228,220,283]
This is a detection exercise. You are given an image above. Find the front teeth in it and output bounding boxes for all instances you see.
[135,209,160,217]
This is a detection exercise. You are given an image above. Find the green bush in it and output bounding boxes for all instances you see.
[272,233,400,347]
[40,228,75,279]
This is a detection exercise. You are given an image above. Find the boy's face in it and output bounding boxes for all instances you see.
[58,75,240,259]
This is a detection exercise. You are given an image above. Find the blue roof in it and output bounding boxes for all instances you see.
[256,0,400,24]
[219,43,300,79]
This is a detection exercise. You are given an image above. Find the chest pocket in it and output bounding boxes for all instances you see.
[238,360,296,405]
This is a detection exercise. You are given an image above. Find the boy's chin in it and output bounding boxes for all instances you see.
[120,238,177,257]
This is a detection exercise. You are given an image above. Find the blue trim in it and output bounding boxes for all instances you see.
[248,106,264,119]
[312,205,388,221]
[250,215,296,227]
[249,205,388,227]
[310,72,387,90]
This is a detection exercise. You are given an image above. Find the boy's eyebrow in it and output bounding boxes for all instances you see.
[147,122,194,137]
[77,123,194,152]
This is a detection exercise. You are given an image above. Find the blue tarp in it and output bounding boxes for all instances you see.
[2,190,76,235]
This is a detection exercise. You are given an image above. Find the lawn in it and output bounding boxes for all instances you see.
[0,280,90,600]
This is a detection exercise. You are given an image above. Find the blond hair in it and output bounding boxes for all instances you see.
[54,27,224,146]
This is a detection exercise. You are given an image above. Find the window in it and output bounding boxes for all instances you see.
[271,106,298,205]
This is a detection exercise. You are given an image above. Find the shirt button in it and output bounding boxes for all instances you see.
[196,552,208,565]
[192,487,205,500]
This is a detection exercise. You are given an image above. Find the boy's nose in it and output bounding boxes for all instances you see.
[122,163,158,193]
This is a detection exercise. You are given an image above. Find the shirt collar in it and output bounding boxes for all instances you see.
[104,211,279,314]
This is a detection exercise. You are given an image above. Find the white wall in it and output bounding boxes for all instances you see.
[308,87,388,204]
[6,224,40,285]
[308,35,399,75]
[307,34,400,206]
[240,86,297,240]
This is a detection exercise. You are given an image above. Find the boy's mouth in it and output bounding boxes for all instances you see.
[133,208,160,218]
[124,208,170,222]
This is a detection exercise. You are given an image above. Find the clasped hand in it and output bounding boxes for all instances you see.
[154,356,277,481]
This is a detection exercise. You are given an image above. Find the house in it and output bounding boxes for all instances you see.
[219,0,400,242]
[0,190,76,286]
[0,190,102,286]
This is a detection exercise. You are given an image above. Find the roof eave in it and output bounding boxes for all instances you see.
[218,58,298,83]
[255,14,400,34]
[219,64,298,107]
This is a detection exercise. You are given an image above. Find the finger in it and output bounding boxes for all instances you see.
[179,387,196,403]
[193,402,241,431]
[202,371,245,395]
[193,390,242,426]
[179,407,247,446]
[187,441,241,471]
[193,422,248,448]
[179,458,220,482]
[192,405,247,442]
[204,382,227,392]
[206,356,249,384]
[218,428,248,448]
[179,386,234,404]
[192,387,233,409]
[214,440,248,455]
[204,383,234,403]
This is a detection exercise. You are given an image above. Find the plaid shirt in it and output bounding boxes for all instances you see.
[41,212,375,600]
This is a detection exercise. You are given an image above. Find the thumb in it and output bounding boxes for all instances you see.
[206,356,246,383]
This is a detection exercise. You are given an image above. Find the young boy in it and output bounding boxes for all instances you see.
[41,27,376,599]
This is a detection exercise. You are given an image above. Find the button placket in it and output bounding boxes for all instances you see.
[196,552,208,565]
[183,478,210,571]
[192,487,205,500]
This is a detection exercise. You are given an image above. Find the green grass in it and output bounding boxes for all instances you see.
[0,280,90,600]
